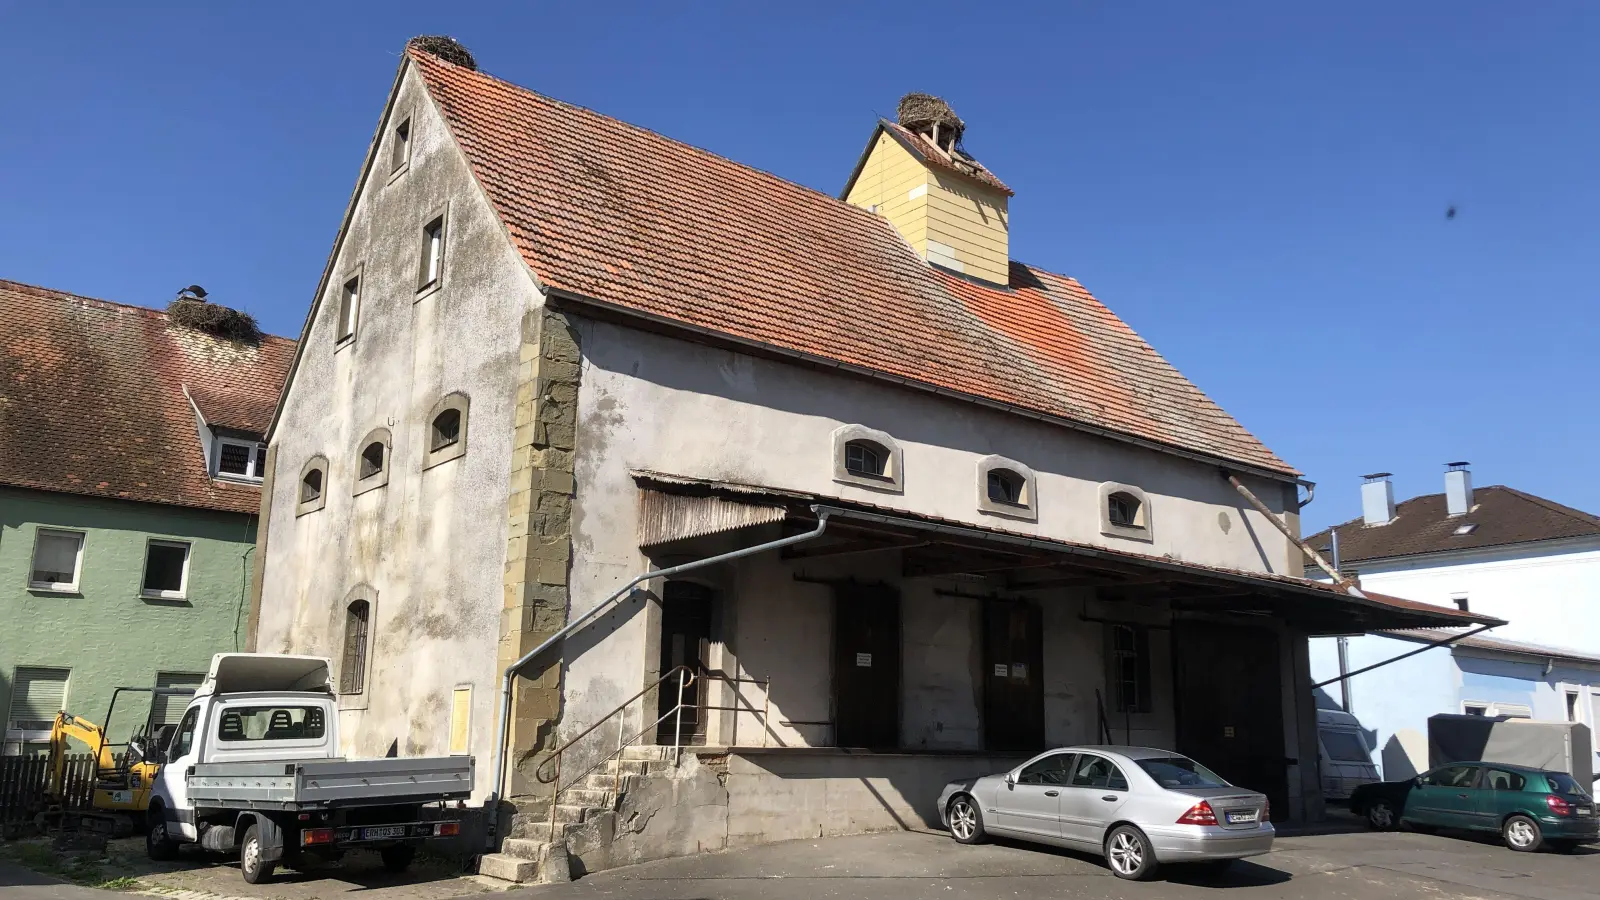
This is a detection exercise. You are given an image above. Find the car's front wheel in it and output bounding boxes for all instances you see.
[947,795,986,844]
[1105,825,1158,881]
[146,807,178,861]
[1365,800,1398,831]
[1502,814,1543,852]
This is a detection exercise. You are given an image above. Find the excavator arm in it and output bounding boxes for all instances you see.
[44,712,118,801]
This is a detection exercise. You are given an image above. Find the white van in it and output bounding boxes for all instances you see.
[1317,709,1379,801]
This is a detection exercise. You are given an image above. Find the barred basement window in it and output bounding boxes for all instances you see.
[341,599,370,694]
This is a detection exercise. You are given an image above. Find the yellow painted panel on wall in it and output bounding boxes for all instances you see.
[449,686,472,755]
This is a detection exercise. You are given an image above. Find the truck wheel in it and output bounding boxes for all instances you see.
[146,809,178,861]
[240,824,277,884]
[380,844,417,873]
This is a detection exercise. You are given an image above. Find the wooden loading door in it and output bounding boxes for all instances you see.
[984,599,1045,751]
[832,584,901,749]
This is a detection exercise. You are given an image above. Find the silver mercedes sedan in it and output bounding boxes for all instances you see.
[936,745,1273,880]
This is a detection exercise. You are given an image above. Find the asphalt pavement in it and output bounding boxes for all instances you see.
[500,828,1600,900]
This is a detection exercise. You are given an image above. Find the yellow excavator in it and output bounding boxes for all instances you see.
[35,686,195,836]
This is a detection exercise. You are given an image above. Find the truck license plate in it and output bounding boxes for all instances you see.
[1226,810,1258,824]
[363,825,408,840]
[1580,807,1593,817]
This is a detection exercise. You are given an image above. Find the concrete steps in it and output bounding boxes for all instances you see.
[482,744,680,885]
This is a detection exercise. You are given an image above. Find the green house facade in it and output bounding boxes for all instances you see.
[0,280,293,753]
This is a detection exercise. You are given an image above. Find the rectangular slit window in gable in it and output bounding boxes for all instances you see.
[337,275,360,342]
[391,117,411,173]
[418,215,444,291]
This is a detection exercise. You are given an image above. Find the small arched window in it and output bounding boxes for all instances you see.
[987,469,1023,505]
[296,456,328,516]
[431,408,461,451]
[300,468,323,504]
[424,393,470,469]
[844,440,888,478]
[353,428,392,495]
[976,455,1037,520]
[340,599,370,694]
[360,442,386,479]
[1107,492,1141,528]
[832,425,902,492]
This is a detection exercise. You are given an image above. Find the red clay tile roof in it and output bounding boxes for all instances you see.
[1306,485,1600,564]
[0,280,295,515]
[409,49,1296,477]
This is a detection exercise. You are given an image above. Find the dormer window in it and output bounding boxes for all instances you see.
[216,438,267,482]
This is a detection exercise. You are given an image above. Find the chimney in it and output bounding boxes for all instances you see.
[1445,462,1474,516]
[842,93,1012,286]
[1361,473,1395,526]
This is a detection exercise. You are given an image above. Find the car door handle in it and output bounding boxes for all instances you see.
[1458,793,1470,799]
[1044,790,1059,797]
[1102,795,1118,802]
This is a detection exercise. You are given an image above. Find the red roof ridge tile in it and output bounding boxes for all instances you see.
[0,278,297,346]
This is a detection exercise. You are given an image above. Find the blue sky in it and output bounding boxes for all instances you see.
[2,2,1595,531]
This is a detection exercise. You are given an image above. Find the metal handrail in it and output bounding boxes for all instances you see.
[533,665,700,832]
[533,665,696,785]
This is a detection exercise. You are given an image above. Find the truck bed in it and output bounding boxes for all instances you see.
[187,756,473,809]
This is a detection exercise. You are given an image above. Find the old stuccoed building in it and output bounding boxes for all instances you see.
[252,38,1491,881]
[0,281,293,754]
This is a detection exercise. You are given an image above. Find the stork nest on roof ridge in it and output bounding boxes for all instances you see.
[167,298,261,343]
[897,92,965,146]
[407,35,478,70]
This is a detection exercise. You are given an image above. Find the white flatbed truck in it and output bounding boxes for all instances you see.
[146,653,473,883]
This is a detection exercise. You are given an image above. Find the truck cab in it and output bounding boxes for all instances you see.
[147,653,471,883]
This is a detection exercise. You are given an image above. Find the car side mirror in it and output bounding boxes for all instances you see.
[1004,773,1016,788]
[1412,776,1423,787]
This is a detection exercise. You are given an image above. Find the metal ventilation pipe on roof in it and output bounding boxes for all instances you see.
[1361,473,1395,526]
[483,507,833,835]
[1445,462,1473,517]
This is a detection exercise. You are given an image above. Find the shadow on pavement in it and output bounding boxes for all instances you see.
[987,835,1292,886]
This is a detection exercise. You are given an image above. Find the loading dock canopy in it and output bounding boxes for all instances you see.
[635,473,1502,636]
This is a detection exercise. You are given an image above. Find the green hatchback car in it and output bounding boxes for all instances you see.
[1350,762,1598,852]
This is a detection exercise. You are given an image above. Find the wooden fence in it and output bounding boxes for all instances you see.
[0,753,97,826]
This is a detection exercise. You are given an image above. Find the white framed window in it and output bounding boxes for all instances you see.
[7,667,70,742]
[830,424,903,493]
[216,438,267,482]
[29,529,84,592]
[976,455,1037,521]
[1098,482,1153,542]
[140,539,191,600]
[390,115,412,174]
[417,207,447,294]
[336,270,361,344]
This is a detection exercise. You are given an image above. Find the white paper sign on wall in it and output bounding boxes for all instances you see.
[856,653,872,667]
[993,664,1008,677]
[1012,663,1027,680]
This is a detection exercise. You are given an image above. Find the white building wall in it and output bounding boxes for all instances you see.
[564,318,1294,744]
[256,61,539,799]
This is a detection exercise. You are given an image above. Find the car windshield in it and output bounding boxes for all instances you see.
[1545,773,1589,797]
[1320,729,1371,762]
[1137,756,1230,788]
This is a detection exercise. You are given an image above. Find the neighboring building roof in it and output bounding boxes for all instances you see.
[407,49,1297,478]
[1306,486,1600,564]
[0,280,295,515]
[1391,629,1600,668]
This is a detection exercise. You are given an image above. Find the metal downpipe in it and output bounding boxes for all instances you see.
[485,506,832,823]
